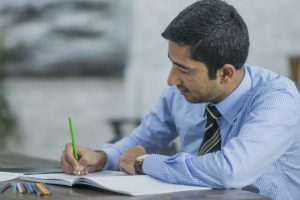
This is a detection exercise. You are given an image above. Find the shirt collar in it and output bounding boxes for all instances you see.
[214,67,252,123]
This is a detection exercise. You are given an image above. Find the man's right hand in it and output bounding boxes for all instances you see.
[61,143,107,175]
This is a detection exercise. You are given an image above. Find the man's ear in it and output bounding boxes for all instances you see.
[218,64,235,83]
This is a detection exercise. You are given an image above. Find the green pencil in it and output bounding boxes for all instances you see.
[68,117,79,161]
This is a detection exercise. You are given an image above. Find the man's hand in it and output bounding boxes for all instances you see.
[119,145,146,175]
[61,143,107,175]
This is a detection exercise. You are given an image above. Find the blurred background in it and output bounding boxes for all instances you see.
[0,0,299,160]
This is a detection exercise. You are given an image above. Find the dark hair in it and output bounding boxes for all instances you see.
[162,0,249,79]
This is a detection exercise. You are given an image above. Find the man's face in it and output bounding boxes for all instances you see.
[167,41,224,103]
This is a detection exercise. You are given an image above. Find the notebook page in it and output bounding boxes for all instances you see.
[85,174,210,196]
[20,170,126,186]
[0,172,22,182]
[20,173,78,186]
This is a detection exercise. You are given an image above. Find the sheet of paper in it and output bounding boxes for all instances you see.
[87,174,210,196]
[21,172,78,186]
[0,172,22,182]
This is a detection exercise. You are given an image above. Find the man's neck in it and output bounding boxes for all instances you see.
[214,67,245,103]
[226,67,245,97]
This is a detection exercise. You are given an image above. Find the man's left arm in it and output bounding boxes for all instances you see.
[100,87,178,171]
[132,91,300,188]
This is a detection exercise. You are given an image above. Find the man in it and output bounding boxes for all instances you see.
[61,1,300,199]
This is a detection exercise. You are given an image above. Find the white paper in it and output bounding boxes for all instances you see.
[0,172,22,182]
[20,170,210,196]
[87,174,210,196]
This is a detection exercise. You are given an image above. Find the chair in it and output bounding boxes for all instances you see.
[289,55,300,89]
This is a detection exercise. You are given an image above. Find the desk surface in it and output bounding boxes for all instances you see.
[0,152,270,200]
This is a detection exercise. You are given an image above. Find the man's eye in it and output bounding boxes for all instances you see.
[180,69,191,74]
[181,70,188,74]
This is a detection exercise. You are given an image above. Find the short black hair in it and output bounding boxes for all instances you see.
[162,0,249,79]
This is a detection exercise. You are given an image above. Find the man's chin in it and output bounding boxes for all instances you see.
[178,90,206,103]
[183,95,206,104]
[183,95,196,103]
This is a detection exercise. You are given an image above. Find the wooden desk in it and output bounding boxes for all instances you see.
[0,152,270,200]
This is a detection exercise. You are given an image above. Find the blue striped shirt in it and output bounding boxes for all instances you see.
[101,65,300,200]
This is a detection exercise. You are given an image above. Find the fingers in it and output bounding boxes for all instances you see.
[61,153,81,175]
[119,166,128,174]
[119,149,137,175]
[136,145,145,150]
[79,151,107,173]
[61,143,84,175]
[65,143,81,168]
[127,145,147,156]
[119,145,147,175]
[61,144,108,175]
[119,154,133,174]
[61,150,74,174]
[78,153,89,168]
[77,153,90,175]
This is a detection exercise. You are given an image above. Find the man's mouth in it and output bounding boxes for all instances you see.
[177,87,189,95]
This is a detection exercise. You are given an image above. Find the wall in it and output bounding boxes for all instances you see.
[2,0,300,160]
[125,0,300,117]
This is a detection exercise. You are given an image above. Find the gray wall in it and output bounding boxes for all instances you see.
[2,0,300,160]
[125,0,300,117]
[0,0,130,76]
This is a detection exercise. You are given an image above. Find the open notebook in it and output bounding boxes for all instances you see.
[20,170,210,196]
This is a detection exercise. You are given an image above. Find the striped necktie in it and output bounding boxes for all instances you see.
[198,104,221,155]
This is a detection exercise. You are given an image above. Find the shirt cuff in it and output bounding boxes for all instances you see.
[97,144,121,171]
[142,154,171,179]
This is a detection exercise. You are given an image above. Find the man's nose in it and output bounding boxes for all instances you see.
[167,66,181,86]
